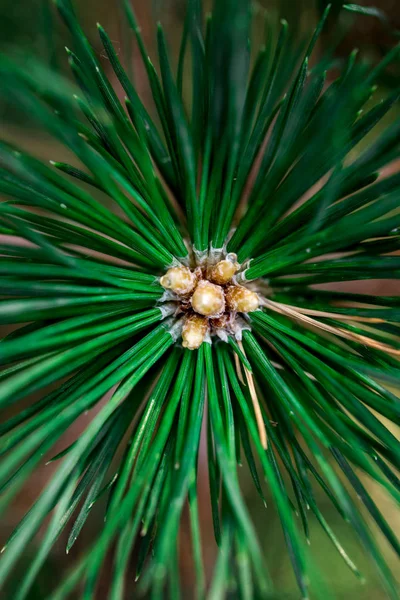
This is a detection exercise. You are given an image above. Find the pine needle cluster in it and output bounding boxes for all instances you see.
[0,0,399,598]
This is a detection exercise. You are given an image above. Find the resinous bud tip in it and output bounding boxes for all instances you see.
[182,314,209,350]
[209,254,240,285]
[226,285,260,313]
[160,266,197,295]
[191,280,225,317]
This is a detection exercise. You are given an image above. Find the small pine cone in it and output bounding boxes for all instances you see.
[160,266,197,295]
[182,314,209,350]
[225,285,260,313]
[191,280,225,317]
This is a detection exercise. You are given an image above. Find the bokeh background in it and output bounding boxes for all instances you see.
[0,1,399,598]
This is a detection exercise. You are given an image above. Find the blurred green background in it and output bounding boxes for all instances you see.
[0,0,399,598]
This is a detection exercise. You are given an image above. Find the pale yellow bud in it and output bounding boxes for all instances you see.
[209,257,240,285]
[191,280,225,317]
[182,314,208,350]
[160,267,196,295]
[225,285,260,313]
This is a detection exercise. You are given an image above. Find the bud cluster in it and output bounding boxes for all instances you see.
[159,253,260,349]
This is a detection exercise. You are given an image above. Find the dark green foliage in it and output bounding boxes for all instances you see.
[0,0,399,598]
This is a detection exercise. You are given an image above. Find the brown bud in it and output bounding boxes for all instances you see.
[182,314,208,350]
[225,285,260,313]
[160,266,196,295]
[208,256,240,285]
[210,314,229,330]
[191,280,225,317]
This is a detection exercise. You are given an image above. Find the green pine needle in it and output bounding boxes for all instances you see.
[0,0,399,598]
